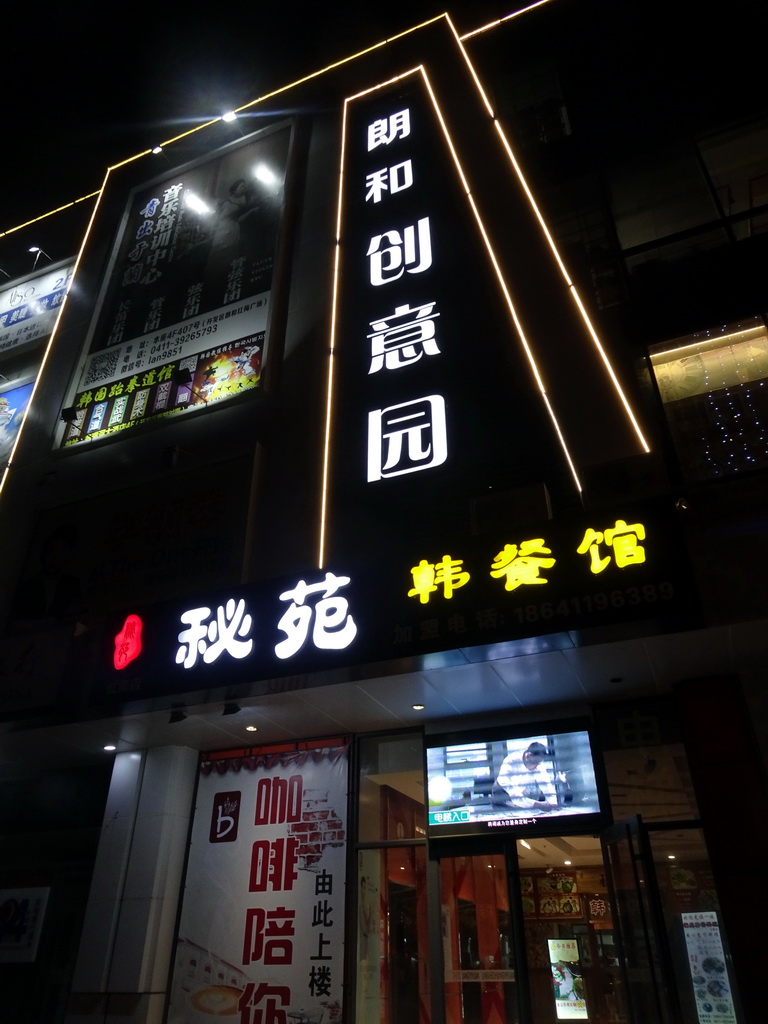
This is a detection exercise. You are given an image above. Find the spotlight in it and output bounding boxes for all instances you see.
[152,145,163,154]
[28,246,51,269]
[222,111,237,123]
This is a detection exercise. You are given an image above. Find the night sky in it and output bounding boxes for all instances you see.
[2,0,761,282]
[0,0,512,277]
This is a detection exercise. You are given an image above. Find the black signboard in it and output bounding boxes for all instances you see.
[93,500,698,705]
[324,71,573,566]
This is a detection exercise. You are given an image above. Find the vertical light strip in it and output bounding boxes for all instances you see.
[447,16,651,454]
[417,67,581,491]
[0,175,109,498]
[318,68,423,568]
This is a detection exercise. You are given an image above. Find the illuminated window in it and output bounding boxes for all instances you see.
[649,317,768,481]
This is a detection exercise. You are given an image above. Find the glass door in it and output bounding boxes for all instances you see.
[601,817,678,1024]
[435,836,638,1024]
[438,850,523,1024]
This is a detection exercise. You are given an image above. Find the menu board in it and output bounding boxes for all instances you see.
[682,912,737,1024]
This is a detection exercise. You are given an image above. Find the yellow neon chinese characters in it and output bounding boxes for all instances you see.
[577,520,646,574]
[490,539,555,591]
[408,556,470,603]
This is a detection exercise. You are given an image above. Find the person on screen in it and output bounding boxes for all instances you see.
[492,741,563,812]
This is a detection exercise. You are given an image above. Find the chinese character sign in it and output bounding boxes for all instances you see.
[62,125,290,447]
[326,72,570,567]
[168,746,348,1024]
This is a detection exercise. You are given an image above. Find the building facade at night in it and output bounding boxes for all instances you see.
[0,4,766,1023]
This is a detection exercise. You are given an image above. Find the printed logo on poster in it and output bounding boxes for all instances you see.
[210,791,242,843]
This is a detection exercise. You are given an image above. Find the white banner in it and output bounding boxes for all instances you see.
[168,746,348,1024]
[0,263,73,355]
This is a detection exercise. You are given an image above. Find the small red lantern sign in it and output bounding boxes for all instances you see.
[113,613,143,670]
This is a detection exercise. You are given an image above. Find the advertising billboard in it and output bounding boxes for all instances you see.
[0,381,34,467]
[168,745,347,1024]
[62,124,290,446]
[0,261,73,356]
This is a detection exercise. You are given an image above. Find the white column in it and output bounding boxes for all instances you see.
[66,745,198,1024]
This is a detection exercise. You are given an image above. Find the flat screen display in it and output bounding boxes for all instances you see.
[426,723,605,840]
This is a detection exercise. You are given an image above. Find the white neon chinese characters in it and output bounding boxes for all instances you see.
[368,301,440,373]
[367,109,411,150]
[367,395,447,480]
[176,597,254,668]
[365,159,414,203]
[275,572,357,660]
[367,217,433,286]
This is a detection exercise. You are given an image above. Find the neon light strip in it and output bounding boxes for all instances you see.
[417,68,580,485]
[0,190,100,241]
[459,0,559,41]
[0,170,112,497]
[447,16,650,455]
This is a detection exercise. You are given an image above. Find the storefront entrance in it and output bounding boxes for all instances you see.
[430,823,739,1024]
[434,836,631,1024]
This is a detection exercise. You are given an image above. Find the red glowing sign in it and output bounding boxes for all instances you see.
[113,613,143,670]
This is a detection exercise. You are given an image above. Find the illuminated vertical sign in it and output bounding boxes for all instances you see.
[325,70,571,566]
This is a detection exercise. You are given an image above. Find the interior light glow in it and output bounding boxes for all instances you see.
[412,703,425,710]
[520,839,532,850]
[104,745,116,751]
[152,145,163,154]
[650,326,764,361]
[564,859,572,865]
[222,111,238,123]
[246,725,258,732]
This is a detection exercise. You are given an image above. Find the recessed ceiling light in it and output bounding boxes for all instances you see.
[668,854,676,860]
[245,725,258,732]
[412,703,425,711]
[564,860,572,866]
[222,111,237,122]
[104,744,116,752]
